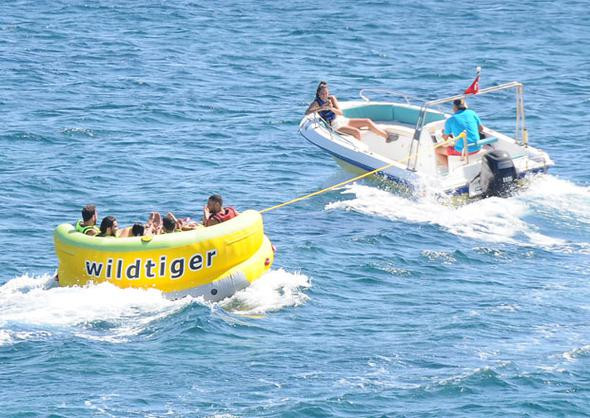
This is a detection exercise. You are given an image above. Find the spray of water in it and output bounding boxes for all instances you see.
[219,269,311,316]
[0,269,311,345]
[326,174,590,249]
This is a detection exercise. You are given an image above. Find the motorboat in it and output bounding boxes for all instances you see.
[299,82,553,199]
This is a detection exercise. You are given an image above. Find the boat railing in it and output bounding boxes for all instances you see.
[407,81,526,171]
[359,89,422,105]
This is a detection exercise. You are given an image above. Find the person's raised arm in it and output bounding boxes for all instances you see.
[305,100,321,115]
[327,95,343,115]
[329,95,340,109]
[202,205,210,225]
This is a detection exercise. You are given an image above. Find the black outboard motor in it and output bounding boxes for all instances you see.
[480,150,517,197]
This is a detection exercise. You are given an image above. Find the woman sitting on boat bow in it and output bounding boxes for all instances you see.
[306,81,397,142]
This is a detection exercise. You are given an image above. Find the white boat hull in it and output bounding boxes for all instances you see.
[299,95,553,199]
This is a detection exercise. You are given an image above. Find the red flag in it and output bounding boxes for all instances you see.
[464,67,481,95]
[464,74,479,95]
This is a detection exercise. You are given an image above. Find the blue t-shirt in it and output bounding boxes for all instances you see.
[444,109,482,153]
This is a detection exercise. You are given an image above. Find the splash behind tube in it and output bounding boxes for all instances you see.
[53,210,274,301]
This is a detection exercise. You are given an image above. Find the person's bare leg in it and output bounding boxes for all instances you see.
[348,118,388,139]
[337,126,362,140]
[435,147,449,167]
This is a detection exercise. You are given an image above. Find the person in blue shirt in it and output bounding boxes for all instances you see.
[305,81,398,142]
[436,98,485,165]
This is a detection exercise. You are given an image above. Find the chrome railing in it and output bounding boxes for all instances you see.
[408,81,526,171]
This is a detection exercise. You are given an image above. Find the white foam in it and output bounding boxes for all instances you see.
[0,273,189,344]
[326,174,590,248]
[0,329,12,346]
[520,174,590,224]
[562,344,590,362]
[0,329,53,347]
[208,415,239,418]
[219,269,311,316]
[0,269,310,343]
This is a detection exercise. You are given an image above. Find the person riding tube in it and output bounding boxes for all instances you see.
[75,204,100,236]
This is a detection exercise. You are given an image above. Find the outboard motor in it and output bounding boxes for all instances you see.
[480,150,517,197]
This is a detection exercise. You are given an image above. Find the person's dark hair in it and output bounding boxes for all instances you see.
[131,223,145,237]
[99,216,116,235]
[453,98,467,110]
[315,81,328,99]
[208,194,223,206]
[82,204,96,222]
[162,215,176,233]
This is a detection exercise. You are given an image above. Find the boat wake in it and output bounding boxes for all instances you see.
[0,269,310,346]
[327,174,590,250]
[219,268,311,316]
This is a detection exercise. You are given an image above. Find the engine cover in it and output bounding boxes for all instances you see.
[480,150,517,197]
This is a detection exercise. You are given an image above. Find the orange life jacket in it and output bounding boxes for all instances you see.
[208,207,238,225]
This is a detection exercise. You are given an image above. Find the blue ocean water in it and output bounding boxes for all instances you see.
[1,0,590,415]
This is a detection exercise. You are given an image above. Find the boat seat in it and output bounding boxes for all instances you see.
[446,137,498,171]
[447,149,486,172]
[447,155,467,172]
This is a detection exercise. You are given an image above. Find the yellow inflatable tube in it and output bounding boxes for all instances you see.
[54,210,274,301]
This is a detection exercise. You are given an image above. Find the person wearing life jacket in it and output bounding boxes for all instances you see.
[202,194,238,227]
[97,216,120,237]
[436,98,486,166]
[305,81,397,142]
[75,204,100,236]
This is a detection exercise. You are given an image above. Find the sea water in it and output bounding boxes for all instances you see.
[1,0,589,416]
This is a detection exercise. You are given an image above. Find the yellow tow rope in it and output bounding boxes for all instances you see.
[258,133,464,214]
[259,161,397,214]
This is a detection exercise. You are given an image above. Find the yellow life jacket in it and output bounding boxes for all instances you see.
[75,220,100,235]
